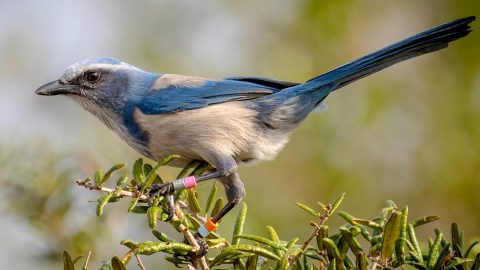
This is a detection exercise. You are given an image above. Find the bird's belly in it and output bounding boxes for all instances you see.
[132,102,291,167]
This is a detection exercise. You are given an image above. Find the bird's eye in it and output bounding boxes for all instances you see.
[85,71,101,83]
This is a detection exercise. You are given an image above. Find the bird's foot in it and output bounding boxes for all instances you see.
[187,232,209,259]
[147,182,175,221]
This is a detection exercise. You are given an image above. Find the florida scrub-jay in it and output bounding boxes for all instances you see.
[36,17,475,240]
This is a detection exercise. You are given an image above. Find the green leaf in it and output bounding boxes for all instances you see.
[94,170,103,187]
[186,189,201,214]
[407,224,423,263]
[185,213,202,230]
[396,206,409,264]
[210,250,244,267]
[133,158,144,183]
[286,238,299,250]
[222,245,281,261]
[267,226,282,257]
[427,231,443,270]
[111,256,126,270]
[472,254,480,270]
[327,257,337,270]
[323,238,340,259]
[337,211,354,224]
[246,254,259,270]
[465,241,479,258]
[316,225,329,251]
[137,241,193,256]
[382,210,402,260]
[147,206,161,229]
[152,230,172,242]
[127,198,139,212]
[211,198,224,218]
[339,227,362,254]
[99,163,126,187]
[232,203,248,245]
[352,218,382,231]
[444,258,475,270]
[397,237,422,262]
[72,255,83,265]
[96,192,114,217]
[120,239,138,249]
[330,193,346,214]
[205,182,218,214]
[411,216,440,228]
[63,251,75,270]
[234,235,287,251]
[356,252,368,270]
[175,160,199,179]
[433,243,451,270]
[115,173,128,187]
[296,202,317,216]
[451,223,462,249]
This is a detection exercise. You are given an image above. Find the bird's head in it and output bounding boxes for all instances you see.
[35,57,156,112]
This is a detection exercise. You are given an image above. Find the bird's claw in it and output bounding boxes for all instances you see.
[187,232,209,259]
[147,182,176,222]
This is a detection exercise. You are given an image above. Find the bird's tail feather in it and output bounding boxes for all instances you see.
[302,16,475,95]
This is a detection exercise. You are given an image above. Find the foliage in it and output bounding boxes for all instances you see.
[65,159,479,270]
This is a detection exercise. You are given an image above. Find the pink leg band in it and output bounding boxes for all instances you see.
[183,176,197,189]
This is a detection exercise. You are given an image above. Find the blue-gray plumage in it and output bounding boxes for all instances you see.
[36,17,475,231]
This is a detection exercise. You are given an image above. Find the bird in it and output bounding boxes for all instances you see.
[36,17,475,243]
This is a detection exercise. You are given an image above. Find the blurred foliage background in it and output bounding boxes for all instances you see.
[0,0,478,269]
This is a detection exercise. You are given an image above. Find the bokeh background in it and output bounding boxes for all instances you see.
[0,0,478,269]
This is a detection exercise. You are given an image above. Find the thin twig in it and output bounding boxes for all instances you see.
[367,255,393,270]
[135,253,147,270]
[288,205,332,267]
[76,180,148,200]
[172,206,209,270]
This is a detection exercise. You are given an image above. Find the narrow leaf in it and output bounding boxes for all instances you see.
[296,202,317,216]
[234,235,287,251]
[427,231,443,270]
[147,206,161,229]
[323,238,340,259]
[411,216,440,228]
[356,252,368,270]
[63,251,75,270]
[96,192,114,217]
[222,245,281,261]
[99,163,126,187]
[211,198,224,218]
[111,256,126,270]
[152,230,172,242]
[330,193,345,214]
[205,182,218,214]
[133,158,144,181]
[382,210,402,260]
[231,202,248,245]
[451,223,462,248]
[407,224,423,263]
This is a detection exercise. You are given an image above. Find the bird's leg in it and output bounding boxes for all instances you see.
[193,172,245,253]
[147,170,225,221]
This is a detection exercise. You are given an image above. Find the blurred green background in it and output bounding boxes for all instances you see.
[0,0,478,269]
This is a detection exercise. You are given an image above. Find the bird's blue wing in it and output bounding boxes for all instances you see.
[138,77,287,114]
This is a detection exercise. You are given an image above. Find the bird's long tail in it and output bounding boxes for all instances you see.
[289,16,476,100]
[258,17,475,129]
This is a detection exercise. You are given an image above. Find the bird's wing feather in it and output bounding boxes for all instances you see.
[225,76,299,89]
[138,77,287,114]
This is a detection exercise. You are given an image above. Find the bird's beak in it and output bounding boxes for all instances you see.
[35,80,77,96]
